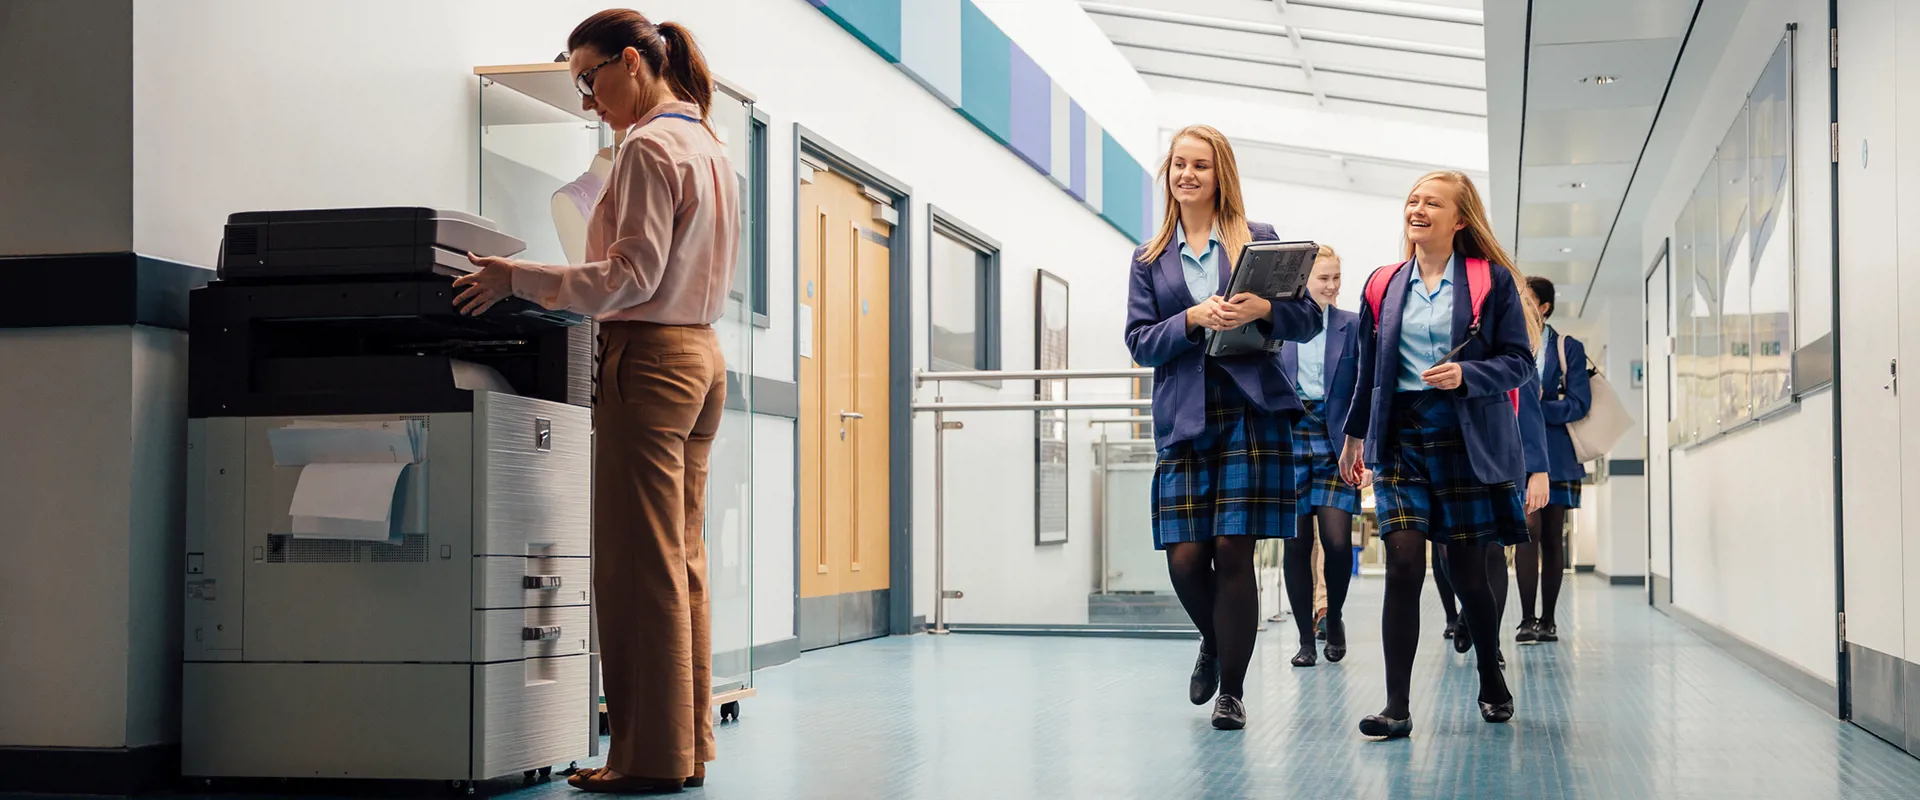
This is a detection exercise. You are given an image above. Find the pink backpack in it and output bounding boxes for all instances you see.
[1362,257,1519,412]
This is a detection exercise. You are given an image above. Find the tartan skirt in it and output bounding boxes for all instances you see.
[1372,391,1529,546]
[1291,400,1361,515]
[1549,479,1583,510]
[1151,378,1298,549]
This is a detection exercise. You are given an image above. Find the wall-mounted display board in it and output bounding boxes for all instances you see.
[1674,31,1796,447]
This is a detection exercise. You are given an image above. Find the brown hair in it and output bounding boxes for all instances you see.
[1139,125,1252,269]
[568,9,715,118]
[1403,170,1542,352]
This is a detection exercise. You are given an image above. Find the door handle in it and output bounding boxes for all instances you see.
[840,411,865,421]
[1888,359,1899,393]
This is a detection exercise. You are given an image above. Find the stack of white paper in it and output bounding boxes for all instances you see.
[268,420,428,542]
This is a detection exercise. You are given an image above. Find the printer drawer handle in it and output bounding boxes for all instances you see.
[522,625,564,642]
[524,575,564,590]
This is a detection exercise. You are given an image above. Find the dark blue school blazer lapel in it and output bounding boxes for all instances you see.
[1373,260,1414,391]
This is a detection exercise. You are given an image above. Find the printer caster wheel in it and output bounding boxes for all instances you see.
[447,780,474,796]
[541,766,554,778]
[720,701,741,723]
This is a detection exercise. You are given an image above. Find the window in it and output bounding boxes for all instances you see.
[748,114,770,324]
[928,209,1001,372]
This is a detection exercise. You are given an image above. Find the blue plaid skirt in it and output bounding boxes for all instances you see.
[1372,391,1529,545]
[1549,479,1582,509]
[1291,400,1360,514]
[1151,378,1297,549]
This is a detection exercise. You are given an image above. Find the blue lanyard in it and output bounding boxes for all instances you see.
[652,113,701,124]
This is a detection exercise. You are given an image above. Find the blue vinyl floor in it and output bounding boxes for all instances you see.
[663,575,1920,799]
[49,576,1920,799]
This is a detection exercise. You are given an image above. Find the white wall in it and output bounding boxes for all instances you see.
[1633,0,1838,681]
[1240,178,1407,311]
[130,0,1156,639]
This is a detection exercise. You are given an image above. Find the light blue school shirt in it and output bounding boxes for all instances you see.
[1175,224,1222,304]
[1297,306,1331,401]
[1396,255,1459,392]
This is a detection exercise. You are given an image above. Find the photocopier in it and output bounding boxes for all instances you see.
[181,208,596,783]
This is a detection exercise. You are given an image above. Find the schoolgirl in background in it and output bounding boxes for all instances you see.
[1124,125,1324,731]
[1280,245,1363,667]
[1514,277,1590,644]
[1338,171,1538,738]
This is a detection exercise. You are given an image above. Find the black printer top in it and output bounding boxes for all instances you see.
[220,206,527,282]
[225,206,498,229]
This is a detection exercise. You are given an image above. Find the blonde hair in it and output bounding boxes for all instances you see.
[1140,125,1252,269]
[1403,171,1542,353]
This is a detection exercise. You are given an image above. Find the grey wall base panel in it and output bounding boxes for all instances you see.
[1660,604,1838,717]
[945,623,1201,640]
[1847,643,1919,757]
[1596,571,1648,586]
[1574,564,1596,573]
[911,615,927,635]
[0,743,179,794]
[1651,574,1673,609]
[1089,592,1191,625]
[751,637,801,670]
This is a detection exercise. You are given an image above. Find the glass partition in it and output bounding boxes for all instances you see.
[706,84,757,694]
[1718,107,1752,428]
[478,68,756,697]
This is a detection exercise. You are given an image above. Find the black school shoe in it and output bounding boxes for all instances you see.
[1536,622,1560,642]
[1359,713,1413,739]
[1516,618,1540,643]
[1211,695,1247,730]
[1190,647,1220,705]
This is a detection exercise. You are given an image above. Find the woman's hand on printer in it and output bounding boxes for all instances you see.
[453,254,523,316]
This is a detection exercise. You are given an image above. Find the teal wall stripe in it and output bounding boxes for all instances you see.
[957,0,1012,147]
[809,0,1150,243]
[816,0,903,63]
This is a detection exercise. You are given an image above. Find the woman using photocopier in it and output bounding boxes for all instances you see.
[451,9,736,795]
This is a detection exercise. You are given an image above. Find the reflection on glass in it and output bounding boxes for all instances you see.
[930,231,985,370]
[1035,271,1070,545]
[1749,35,1796,413]
[1672,205,1696,445]
[1691,161,1720,439]
[1719,105,1752,427]
[478,78,607,266]
[705,87,755,692]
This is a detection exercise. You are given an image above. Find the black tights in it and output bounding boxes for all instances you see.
[1516,505,1569,624]
[1282,508,1354,647]
[1433,542,1510,631]
[1380,530,1511,719]
[1166,537,1260,698]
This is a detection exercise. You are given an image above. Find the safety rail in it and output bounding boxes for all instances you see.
[914,367,1151,633]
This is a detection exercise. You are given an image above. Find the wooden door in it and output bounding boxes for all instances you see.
[797,165,892,651]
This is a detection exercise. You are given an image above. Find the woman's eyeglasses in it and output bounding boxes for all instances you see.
[575,53,623,97]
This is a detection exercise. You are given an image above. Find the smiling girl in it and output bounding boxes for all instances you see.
[1124,125,1323,730]
[1338,171,1538,738]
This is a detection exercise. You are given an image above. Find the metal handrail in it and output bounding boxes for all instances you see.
[917,367,1151,386]
[917,368,1153,634]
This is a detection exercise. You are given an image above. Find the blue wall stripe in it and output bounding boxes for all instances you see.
[811,0,1150,243]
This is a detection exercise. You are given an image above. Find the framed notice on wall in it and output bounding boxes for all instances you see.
[1035,270,1071,546]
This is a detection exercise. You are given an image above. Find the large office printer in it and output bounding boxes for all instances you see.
[182,208,596,783]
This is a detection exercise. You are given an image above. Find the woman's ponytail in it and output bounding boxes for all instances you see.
[654,22,714,119]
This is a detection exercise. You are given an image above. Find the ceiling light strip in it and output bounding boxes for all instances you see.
[1110,38,1487,91]
[1136,69,1489,118]
[1285,0,1484,26]
[1080,2,1485,61]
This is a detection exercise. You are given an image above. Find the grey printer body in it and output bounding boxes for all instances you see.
[182,208,596,781]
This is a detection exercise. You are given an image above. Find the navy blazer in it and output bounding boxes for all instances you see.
[1280,305,1360,446]
[1538,328,1592,480]
[1518,370,1551,484]
[1342,258,1535,485]
[1124,221,1325,451]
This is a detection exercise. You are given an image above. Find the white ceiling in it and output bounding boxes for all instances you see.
[1488,0,1700,328]
[1082,0,1493,193]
